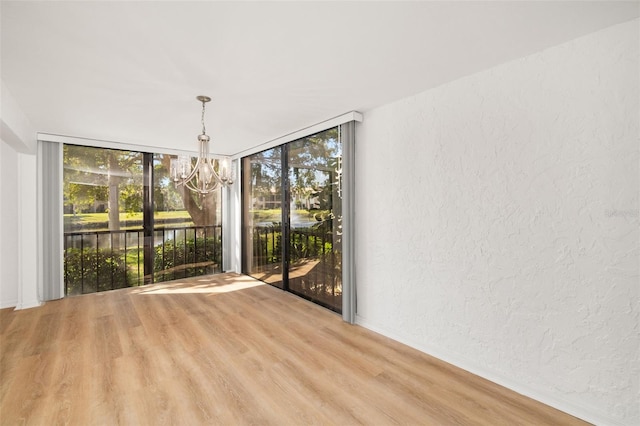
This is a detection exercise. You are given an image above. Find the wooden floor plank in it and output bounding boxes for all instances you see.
[0,273,588,425]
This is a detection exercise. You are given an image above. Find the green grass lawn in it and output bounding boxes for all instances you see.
[250,209,329,223]
[65,210,192,224]
[65,208,329,231]
[64,211,195,231]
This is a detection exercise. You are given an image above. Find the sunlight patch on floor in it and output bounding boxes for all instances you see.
[133,275,265,295]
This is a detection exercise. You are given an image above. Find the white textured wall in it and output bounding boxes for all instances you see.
[0,139,19,308]
[356,19,639,426]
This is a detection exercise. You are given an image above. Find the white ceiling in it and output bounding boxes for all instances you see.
[1,1,638,156]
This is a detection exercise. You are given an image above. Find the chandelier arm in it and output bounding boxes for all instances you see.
[177,157,226,194]
[174,95,232,195]
[180,156,203,184]
[184,178,220,194]
[186,168,222,193]
[176,157,228,187]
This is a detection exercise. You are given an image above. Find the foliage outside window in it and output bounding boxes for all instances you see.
[243,127,343,312]
[63,145,222,295]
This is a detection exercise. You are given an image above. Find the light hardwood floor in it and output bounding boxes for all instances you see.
[0,273,588,425]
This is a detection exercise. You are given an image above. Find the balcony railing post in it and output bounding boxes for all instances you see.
[64,235,68,295]
[80,235,85,294]
[172,228,176,281]
[142,153,154,284]
[138,231,142,285]
[96,233,99,292]
[110,233,115,290]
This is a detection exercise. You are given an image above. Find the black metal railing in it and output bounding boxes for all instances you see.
[251,225,282,267]
[250,225,342,312]
[153,225,222,283]
[64,225,222,296]
[251,225,333,266]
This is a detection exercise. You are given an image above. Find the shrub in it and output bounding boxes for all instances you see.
[64,248,135,295]
[64,233,223,294]
[153,236,222,282]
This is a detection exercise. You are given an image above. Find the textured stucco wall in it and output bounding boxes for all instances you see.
[356,19,639,425]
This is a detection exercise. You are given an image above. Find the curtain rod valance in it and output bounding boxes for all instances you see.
[232,111,363,159]
[37,133,199,157]
[38,110,362,159]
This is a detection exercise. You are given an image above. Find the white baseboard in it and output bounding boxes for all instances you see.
[355,315,626,426]
[0,299,18,309]
[14,299,42,310]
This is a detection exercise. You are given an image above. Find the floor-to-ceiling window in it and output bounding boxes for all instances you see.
[63,145,222,295]
[63,146,145,294]
[241,146,284,288]
[242,127,343,312]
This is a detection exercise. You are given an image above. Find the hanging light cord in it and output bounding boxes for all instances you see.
[201,100,207,135]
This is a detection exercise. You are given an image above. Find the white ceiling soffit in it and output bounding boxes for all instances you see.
[1,1,638,156]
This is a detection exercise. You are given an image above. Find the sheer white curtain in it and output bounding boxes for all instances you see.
[37,140,64,301]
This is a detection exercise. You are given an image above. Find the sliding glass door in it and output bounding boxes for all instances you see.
[242,128,342,312]
[242,147,284,288]
[287,130,342,310]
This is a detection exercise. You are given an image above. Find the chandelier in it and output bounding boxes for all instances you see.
[170,95,233,194]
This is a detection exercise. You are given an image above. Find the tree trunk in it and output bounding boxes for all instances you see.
[179,185,217,226]
[107,153,122,231]
[160,155,218,226]
[108,182,120,230]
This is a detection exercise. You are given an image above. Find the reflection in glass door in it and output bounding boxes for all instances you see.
[63,146,145,294]
[287,129,342,311]
[242,128,342,312]
[242,147,284,288]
